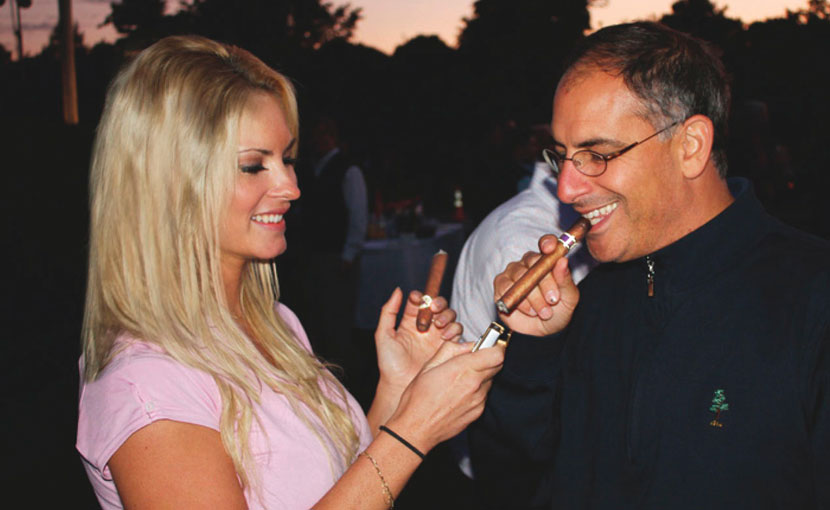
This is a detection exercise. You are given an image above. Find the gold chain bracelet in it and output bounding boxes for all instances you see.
[360,451,394,509]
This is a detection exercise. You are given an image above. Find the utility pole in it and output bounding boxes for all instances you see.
[59,0,79,124]
[8,0,24,60]
[4,0,33,60]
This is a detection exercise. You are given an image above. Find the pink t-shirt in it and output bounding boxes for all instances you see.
[76,303,373,509]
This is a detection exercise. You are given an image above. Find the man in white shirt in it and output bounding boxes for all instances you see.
[449,160,595,477]
[453,161,594,346]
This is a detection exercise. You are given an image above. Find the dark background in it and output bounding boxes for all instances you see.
[2,0,829,507]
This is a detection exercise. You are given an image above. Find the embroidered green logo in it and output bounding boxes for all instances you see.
[709,389,729,428]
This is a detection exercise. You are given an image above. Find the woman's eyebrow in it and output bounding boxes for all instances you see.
[238,138,296,155]
[237,148,273,155]
[283,138,297,153]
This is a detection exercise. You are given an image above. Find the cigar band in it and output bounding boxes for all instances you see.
[558,232,577,250]
[419,295,433,309]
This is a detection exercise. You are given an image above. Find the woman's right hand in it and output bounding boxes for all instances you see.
[493,233,581,337]
[381,339,504,454]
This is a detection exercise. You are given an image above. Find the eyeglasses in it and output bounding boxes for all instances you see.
[542,120,681,178]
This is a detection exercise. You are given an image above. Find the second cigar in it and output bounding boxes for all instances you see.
[495,217,591,315]
[416,249,449,332]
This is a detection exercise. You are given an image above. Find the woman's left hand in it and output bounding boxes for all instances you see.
[374,288,462,393]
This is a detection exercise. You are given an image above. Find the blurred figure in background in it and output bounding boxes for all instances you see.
[292,115,369,371]
[510,124,545,193]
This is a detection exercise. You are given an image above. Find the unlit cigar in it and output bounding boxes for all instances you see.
[495,217,591,315]
[416,249,449,332]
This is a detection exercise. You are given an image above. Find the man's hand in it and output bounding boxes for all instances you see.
[493,234,580,337]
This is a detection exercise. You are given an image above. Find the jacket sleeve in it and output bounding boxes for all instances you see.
[468,330,567,510]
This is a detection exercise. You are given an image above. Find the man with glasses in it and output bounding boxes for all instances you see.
[468,22,829,509]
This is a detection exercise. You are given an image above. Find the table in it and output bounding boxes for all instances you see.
[355,223,466,330]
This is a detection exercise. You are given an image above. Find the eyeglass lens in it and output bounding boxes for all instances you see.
[544,149,606,177]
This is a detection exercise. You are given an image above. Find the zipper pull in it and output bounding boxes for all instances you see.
[645,256,655,297]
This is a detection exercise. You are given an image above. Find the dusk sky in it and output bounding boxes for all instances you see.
[0,0,812,58]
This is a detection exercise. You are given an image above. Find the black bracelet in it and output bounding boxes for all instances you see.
[379,425,426,460]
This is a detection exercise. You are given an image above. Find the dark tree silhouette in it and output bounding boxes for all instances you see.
[44,21,85,59]
[788,0,830,22]
[452,0,593,225]
[0,42,11,65]
[387,35,467,213]
[101,0,360,63]
[293,37,391,151]
[660,0,744,52]
[457,0,594,125]
[177,0,361,65]
[739,3,830,236]
[103,0,165,35]
[100,0,183,52]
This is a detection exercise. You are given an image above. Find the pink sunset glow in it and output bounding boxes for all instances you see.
[0,0,814,58]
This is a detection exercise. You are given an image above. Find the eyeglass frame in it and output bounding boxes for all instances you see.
[542,119,682,178]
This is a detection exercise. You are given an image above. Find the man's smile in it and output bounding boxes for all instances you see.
[581,201,619,226]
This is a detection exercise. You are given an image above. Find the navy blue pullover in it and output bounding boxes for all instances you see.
[469,179,830,509]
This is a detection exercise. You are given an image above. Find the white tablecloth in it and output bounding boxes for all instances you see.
[355,223,465,330]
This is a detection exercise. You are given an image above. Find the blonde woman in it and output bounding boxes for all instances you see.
[76,35,504,510]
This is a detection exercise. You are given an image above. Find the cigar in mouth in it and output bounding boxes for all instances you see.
[416,249,449,332]
[495,217,591,315]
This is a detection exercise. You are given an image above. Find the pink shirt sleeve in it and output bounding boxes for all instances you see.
[76,342,222,481]
[77,304,373,509]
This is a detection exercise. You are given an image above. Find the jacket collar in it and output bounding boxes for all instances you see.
[642,177,769,295]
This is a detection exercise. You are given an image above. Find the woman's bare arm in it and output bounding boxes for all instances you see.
[109,420,248,510]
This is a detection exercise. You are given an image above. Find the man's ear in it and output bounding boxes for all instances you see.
[676,114,714,179]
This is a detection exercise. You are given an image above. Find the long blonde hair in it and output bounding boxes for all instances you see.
[82,35,360,490]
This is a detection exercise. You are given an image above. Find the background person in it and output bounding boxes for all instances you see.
[287,115,369,373]
[449,156,595,478]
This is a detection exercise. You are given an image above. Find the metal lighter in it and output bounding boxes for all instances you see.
[471,321,512,352]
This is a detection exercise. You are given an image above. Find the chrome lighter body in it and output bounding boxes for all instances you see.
[471,321,512,352]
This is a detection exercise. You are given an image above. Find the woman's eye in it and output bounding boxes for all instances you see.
[240,163,266,174]
[283,157,298,167]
